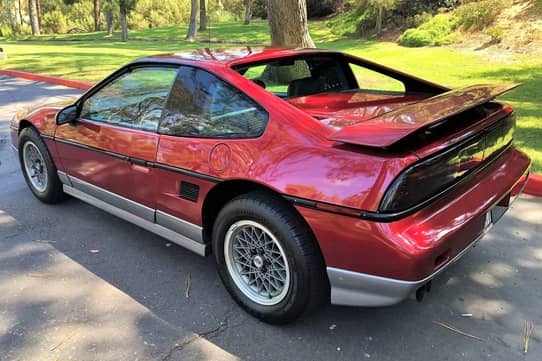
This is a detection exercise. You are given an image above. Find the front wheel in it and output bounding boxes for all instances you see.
[18,127,65,204]
[213,192,328,324]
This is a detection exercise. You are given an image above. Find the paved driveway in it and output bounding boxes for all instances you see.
[0,76,541,360]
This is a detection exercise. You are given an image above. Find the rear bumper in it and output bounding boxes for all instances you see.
[297,146,530,307]
[326,229,486,307]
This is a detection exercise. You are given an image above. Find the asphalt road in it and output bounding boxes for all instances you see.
[0,76,541,361]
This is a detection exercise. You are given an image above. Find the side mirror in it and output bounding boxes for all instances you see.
[56,104,78,125]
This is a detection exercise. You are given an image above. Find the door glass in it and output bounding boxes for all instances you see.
[80,67,177,131]
[159,67,268,138]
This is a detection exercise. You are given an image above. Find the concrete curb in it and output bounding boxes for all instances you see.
[0,69,92,90]
[525,174,542,197]
[1,69,540,198]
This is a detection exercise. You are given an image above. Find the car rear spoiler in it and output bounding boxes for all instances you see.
[327,83,521,148]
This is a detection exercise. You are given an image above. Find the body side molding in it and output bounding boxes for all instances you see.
[58,172,208,255]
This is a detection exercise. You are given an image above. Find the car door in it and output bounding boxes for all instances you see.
[154,65,269,230]
[54,66,178,221]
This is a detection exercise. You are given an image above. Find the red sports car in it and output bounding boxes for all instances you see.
[10,47,530,324]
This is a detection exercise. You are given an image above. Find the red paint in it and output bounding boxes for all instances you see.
[329,84,520,148]
[299,147,530,281]
[9,48,538,284]
[55,118,159,209]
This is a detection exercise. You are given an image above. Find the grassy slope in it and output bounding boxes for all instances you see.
[1,20,540,171]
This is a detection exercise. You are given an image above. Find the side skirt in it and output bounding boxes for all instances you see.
[60,173,209,256]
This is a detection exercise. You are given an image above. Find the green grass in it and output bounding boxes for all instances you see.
[1,20,541,172]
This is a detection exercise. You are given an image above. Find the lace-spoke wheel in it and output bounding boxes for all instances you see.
[18,127,65,204]
[224,220,291,306]
[22,141,48,192]
[213,192,329,324]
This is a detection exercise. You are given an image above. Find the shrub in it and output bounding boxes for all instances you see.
[406,12,432,28]
[66,0,96,32]
[327,6,371,37]
[42,10,68,34]
[486,26,504,44]
[252,0,267,19]
[399,13,459,47]
[455,0,506,31]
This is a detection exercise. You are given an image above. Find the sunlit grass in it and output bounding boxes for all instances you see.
[1,20,540,171]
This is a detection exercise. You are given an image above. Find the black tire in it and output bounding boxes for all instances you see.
[18,127,65,204]
[212,191,329,324]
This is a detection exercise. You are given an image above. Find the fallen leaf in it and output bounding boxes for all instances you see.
[185,274,191,299]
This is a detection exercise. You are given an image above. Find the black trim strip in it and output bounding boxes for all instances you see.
[41,134,54,141]
[154,163,222,183]
[54,137,222,183]
[284,142,514,223]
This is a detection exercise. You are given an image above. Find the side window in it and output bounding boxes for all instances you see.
[240,60,311,96]
[80,67,177,131]
[349,63,405,94]
[159,67,268,138]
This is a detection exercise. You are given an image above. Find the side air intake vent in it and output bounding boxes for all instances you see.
[180,181,200,202]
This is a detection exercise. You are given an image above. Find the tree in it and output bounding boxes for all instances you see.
[104,0,113,36]
[199,0,206,31]
[94,0,101,31]
[106,9,113,35]
[267,0,314,47]
[186,0,197,41]
[243,0,251,25]
[28,0,40,35]
[36,0,41,27]
[119,0,136,41]
[368,0,398,35]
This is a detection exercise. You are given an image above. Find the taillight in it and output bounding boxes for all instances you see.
[379,114,514,213]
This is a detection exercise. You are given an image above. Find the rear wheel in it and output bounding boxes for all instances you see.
[213,192,328,324]
[18,127,65,204]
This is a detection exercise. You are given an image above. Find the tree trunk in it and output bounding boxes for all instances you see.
[18,0,24,26]
[375,5,382,34]
[120,5,128,41]
[186,0,198,41]
[36,0,41,28]
[199,0,206,31]
[267,0,314,47]
[244,0,251,25]
[94,0,101,31]
[28,0,40,35]
[106,8,113,36]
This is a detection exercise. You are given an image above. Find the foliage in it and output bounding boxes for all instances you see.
[307,0,345,18]
[485,26,503,44]
[455,0,506,31]
[399,13,459,47]
[42,10,68,34]
[252,0,267,19]
[128,0,188,29]
[66,0,99,32]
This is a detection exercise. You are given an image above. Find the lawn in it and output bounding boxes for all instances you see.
[1,20,540,172]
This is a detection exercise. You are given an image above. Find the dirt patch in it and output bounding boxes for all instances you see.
[448,0,542,63]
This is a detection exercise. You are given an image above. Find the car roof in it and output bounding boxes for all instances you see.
[132,47,341,68]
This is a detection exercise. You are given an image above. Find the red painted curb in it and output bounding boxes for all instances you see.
[525,174,542,198]
[1,69,541,197]
[0,69,92,90]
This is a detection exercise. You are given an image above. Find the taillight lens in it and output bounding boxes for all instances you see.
[379,114,514,213]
